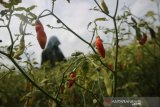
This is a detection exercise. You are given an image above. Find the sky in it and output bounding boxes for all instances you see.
[0,0,159,65]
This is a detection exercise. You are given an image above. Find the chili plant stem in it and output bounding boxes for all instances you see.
[112,0,119,97]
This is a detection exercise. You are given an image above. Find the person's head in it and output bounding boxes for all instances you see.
[41,36,66,67]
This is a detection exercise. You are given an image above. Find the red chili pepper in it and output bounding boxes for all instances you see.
[95,36,105,58]
[139,33,147,45]
[67,80,75,88]
[69,72,76,78]
[35,20,47,49]
[37,30,47,49]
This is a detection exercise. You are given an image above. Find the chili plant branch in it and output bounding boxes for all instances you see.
[51,0,56,13]
[0,51,62,107]
[0,25,6,28]
[7,9,14,56]
[112,0,119,97]
[0,9,14,56]
[94,0,119,97]
[114,0,119,17]
[90,23,97,44]
[7,27,14,56]
[39,13,51,18]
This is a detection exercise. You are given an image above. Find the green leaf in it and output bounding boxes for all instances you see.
[32,61,38,65]
[23,60,30,64]
[28,12,37,19]
[116,16,122,21]
[14,7,27,11]
[71,51,83,56]
[124,11,132,16]
[0,9,10,17]
[14,14,31,24]
[40,78,49,84]
[27,5,37,11]
[89,73,99,81]
[137,21,146,27]
[3,3,12,8]
[20,92,32,101]
[136,29,141,40]
[145,11,155,17]
[100,0,109,14]
[131,17,137,25]
[94,17,108,22]
[87,22,92,30]
[19,21,25,35]
[101,69,112,96]
[12,0,22,5]
[1,0,21,8]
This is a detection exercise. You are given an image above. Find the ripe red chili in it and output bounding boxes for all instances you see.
[139,33,147,45]
[69,72,76,78]
[95,36,105,58]
[67,80,75,88]
[35,20,47,49]
[37,30,47,49]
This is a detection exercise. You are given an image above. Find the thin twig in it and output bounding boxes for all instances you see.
[0,25,6,28]
[90,25,96,44]
[51,0,55,13]
[38,9,51,19]
[114,0,119,17]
